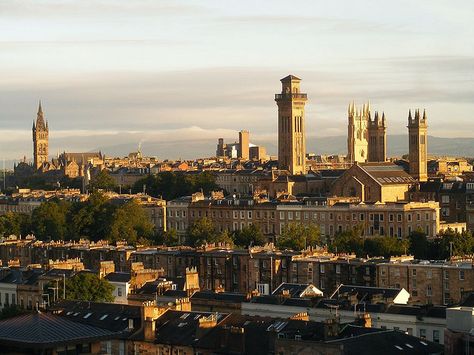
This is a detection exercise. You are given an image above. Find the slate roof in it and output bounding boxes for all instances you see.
[51,300,141,333]
[0,312,116,348]
[330,284,403,302]
[272,283,313,298]
[154,310,228,346]
[104,272,131,283]
[327,329,444,355]
[359,162,415,185]
[191,291,247,303]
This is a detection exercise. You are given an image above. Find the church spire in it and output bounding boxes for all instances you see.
[38,100,43,115]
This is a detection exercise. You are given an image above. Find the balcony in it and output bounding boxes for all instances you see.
[275,93,307,100]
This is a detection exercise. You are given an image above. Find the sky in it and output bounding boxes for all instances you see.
[0,0,473,162]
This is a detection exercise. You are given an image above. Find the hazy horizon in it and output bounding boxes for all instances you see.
[1,0,473,161]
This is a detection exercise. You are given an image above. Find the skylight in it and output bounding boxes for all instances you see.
[100,314,108,320]
[394,345,403,350]
[83,312,92,319]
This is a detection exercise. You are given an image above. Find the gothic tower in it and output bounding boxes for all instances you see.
[347,102,369,163]
[407,109,428,182]
[368,111,387,162]
[275,75,307,175]
[33,101,49,170]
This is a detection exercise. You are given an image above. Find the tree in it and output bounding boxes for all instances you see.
[64,273,114,302]
[89,170,117,191]
[0,212,31,237]
[329,226,364,256]
[408,230,429,259]
[234,224,266,248]
[105,200,154,245]
[31,200,70,240]
[186,218,218,247]
[155,228,180,246]
[277,223,321,251]
[69,192,111,241]
[363,237,408,258]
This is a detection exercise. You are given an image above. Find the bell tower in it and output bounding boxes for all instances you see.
[407,109,428,182]
[368,111,387,162]
[275,75,307,175]
[33,101,49,170]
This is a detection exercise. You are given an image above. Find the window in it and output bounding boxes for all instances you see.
[441,195,450,204]
[288,212,293,220]
[335,265,341,274]
[412,269,417,276]
[419,329,426,339]
[426,284,432,296]
[320,264,325,274]
[118,288,122,297]
[433,330,440,343]
[460,270,465,280]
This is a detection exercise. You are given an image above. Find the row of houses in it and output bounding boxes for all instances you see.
[0,236,472,306]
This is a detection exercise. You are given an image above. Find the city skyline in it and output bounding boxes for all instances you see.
[1,0,473,161]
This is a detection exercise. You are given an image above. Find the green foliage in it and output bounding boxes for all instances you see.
[277,223,321,251]
[105,200,154,245]
[186,217,218,247]
[31,200,71,240]
[65,273,114,302]
[0,212,32,237]
[329,226,407,258]
[233,224,267,248]
[133,171,218,200]
[155,228,180,246]
[408,230,430,259]
[0,192,156,245]
[89,170,117,191]
[329,226,364,255]
[185,218,235,247]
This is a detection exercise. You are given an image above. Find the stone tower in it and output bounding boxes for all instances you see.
[347,102,369,163]
[407,109,428,182]
[368,111,387,162]
[275,75,307,175]
[33,101,49,170]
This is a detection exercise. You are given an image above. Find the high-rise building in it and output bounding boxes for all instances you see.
[32,101,49,170]
[408,109,428,182]
[368,111,387,162]
[275,75,307,175]
[238,130,249,160]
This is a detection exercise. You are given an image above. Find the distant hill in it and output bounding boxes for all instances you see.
[93,134,474,160]
[310,135,474,158]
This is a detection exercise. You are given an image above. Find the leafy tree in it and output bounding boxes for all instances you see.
[436,229,474,259]
[234,224,266,247]
[408,230,429,259]
[31,200,71,240]
[64,273,114,302]
[155,228,180,246]
[69,192,111,241]
[363,237,408,258]
[329,226,364,256]
[186,218,218,247]
[105,200,154,245]
[133,171,218,200]
[89,170,117,191]
[0,212,32,237]
[277,223,321,251]
[216,229,234,246]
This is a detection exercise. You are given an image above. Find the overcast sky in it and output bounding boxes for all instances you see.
[0,0,473,161]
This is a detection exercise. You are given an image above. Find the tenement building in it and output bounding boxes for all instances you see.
[377,257,474,305]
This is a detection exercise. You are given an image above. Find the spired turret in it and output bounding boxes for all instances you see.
[32,100,49,170]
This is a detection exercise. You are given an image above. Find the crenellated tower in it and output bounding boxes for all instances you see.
[275,75,307,175]
[368,111,387,162]
[407,109,428,182]
[33,101,49,170]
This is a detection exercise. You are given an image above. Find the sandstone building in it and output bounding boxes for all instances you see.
[408,109,428,182]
